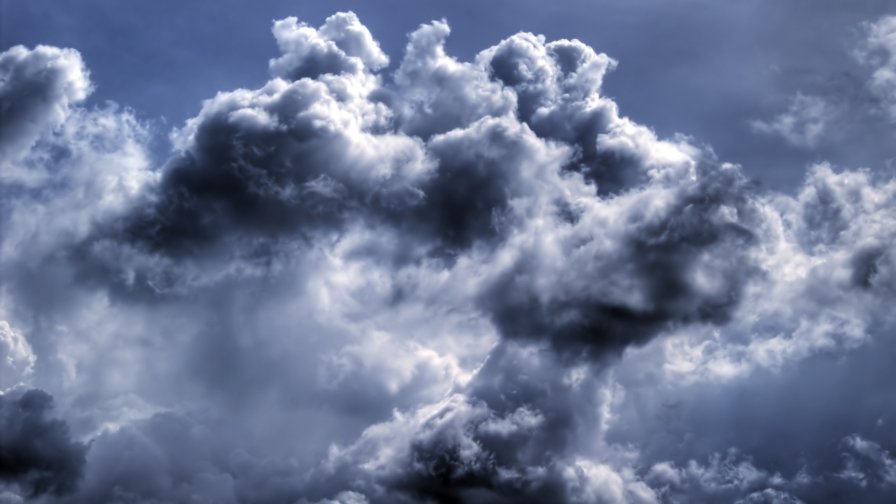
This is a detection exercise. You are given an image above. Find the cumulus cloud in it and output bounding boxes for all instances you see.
[391,20,514,139]
[270,12,389,80]
[2,9,896,504]
[0,45,90,167]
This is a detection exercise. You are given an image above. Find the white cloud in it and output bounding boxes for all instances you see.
[0,45,90,165]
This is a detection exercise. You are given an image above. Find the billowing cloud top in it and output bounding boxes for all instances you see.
[2,11,896,504]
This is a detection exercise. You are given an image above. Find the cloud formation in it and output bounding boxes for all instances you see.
[1,10,896,504]
[0,322,35,390]
[0,389,86,499]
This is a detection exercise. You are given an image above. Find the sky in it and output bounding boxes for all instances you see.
[1,1,896,503]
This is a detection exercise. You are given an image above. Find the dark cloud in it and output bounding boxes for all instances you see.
[114,76,427,257]
[395,116,570,252]
[481,161,758,360]
[375,347,585,504]
[0,389,86,499]
[310,341,648,504]
[85,8,710,275]
[482,33,636,192]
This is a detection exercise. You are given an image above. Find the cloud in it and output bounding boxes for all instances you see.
[750,93,838,148]
[0,389,87,499]
[270,12,389,81]
[480,159,757,360]
[2,9,896,504]
[0,45,90,167]
[105,47,427,262]
[857,15,896,121]
[0,320,35,390]
[0,45,153,274]
[0,321,34,390]
[839,434,896,488]
[391,20,514,139]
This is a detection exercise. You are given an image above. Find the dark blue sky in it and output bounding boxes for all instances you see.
[3,0,894,189]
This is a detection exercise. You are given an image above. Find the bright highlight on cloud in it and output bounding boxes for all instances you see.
[2,10,896,504]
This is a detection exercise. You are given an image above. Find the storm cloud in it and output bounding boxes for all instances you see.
[0,389,86,498]
[2,7,896,504]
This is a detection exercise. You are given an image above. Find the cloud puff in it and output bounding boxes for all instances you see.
[0,45,153,274]
[312,344,589,503]
[109,46,426,261]
[0,322,34,390]
[480,160,757,359]
[270,12,389,80]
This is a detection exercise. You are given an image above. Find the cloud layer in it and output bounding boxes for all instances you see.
[2,11,896,504]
